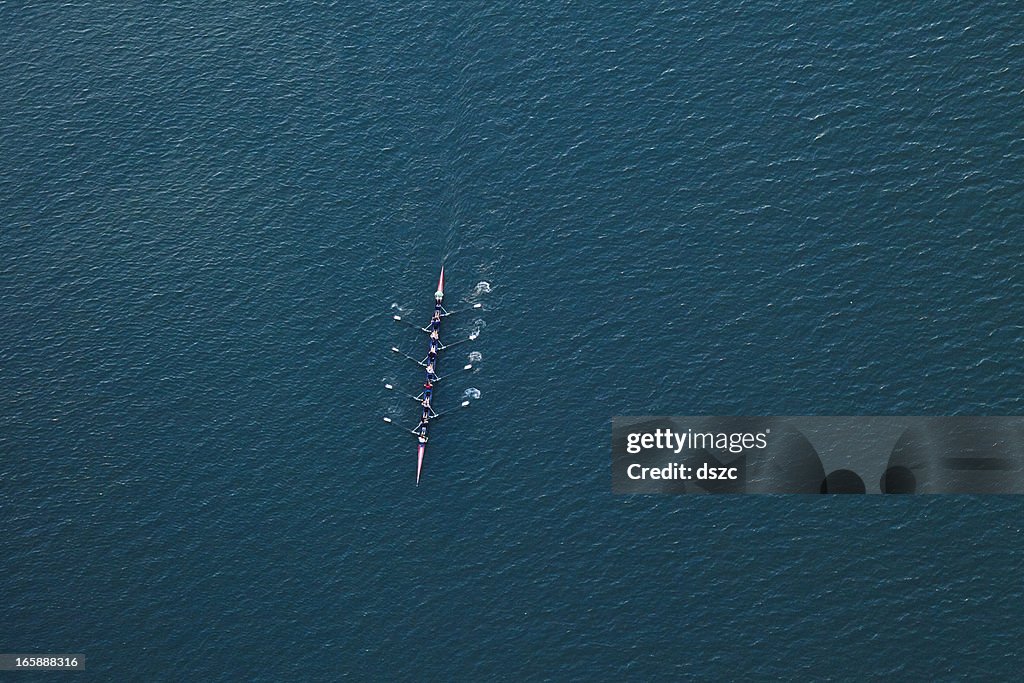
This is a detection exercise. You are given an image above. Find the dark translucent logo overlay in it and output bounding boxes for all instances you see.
[612,417,1024,494]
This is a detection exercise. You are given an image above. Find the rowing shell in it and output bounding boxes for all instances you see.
[417,266,445,484]
[386,265,478,484]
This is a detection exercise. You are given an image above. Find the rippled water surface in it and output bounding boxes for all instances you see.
[2,2,1023,679]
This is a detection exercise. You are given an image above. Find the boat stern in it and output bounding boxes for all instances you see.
[435,266,445,302]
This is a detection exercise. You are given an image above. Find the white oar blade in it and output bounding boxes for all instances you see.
[464,364,472,370]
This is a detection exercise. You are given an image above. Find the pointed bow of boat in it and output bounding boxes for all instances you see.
[416,443,426,485]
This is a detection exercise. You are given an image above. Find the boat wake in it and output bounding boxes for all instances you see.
[463,388,482,400]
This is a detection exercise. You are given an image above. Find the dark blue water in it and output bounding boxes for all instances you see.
[2,2,1023,679]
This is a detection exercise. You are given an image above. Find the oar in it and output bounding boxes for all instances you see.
[432,401,471,420]
[391,346,426,366]
[384,383,425,403]
[440,332,479,351]
[433,364,473,383]
[442,303,483,317]
[392,314,428,332]
[382,416,419,435]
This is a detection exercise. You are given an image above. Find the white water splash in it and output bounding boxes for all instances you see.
[463,388,481,400]
[468,351,482,363]
[473,281,492,295]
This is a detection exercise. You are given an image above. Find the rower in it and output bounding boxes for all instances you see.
[430,328,440,341]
